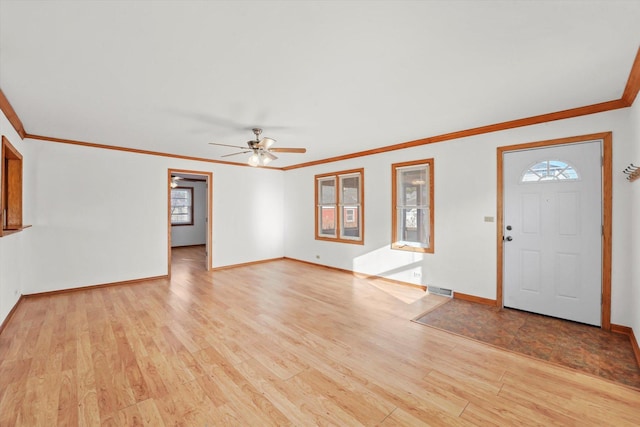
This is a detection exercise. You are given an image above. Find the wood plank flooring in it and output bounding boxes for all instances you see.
[1,246,639,426]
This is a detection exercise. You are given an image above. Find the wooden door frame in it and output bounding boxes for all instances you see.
[168,169,213,277]
[496,132,612,330]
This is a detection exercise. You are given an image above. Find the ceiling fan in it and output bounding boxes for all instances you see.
[170,175,182,188]
[209,128,306,167]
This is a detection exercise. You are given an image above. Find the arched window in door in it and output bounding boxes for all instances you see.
[521,160,579,182]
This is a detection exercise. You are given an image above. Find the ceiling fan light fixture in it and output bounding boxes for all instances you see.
[248,153,260,167]
[261,153,273,166]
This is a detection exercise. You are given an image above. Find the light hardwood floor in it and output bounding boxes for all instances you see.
[1,246,639,426]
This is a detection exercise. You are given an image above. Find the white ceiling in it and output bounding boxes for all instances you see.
[1,0,639,168]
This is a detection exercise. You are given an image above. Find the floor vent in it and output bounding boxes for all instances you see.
[428,286,453,298]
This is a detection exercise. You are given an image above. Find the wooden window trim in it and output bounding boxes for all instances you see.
[170,186,194,226]
[391,158,434,253]
[314,168,364,245]
[1,136,24,237]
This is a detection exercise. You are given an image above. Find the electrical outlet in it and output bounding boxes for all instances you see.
[413,271,421,278]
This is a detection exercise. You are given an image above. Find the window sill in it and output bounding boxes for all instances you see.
[392,242,433,253]
[315,236,364,245]
[1,224,32,237]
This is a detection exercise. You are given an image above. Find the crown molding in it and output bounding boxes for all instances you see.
[622,47,640,106]
[0,89,26,139]
[282,99,627,170]
[24,134,283,170]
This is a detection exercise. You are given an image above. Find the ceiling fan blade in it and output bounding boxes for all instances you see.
[262,151,277,161]
[258,137,276,149]
[221,150,252,158]
[269,147,307,153]
[208,142,248,150]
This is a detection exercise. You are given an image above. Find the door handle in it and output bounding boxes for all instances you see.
[505,236,513,242]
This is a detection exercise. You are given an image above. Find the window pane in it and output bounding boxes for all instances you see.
[319,179,336,204]
[319,206,336,237]
[171,213,191,224]
[340,206,360,239]
[396,207,429,247]
[398,167,428,208]
[341,175,360,204]
[345,208,355,223]
[404,185,417,206]
[173,199,189,207]
[172,189,191,200]
[172,206,189,214]
[522,160,579,182]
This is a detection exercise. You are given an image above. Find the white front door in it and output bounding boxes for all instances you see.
[503,140,602,326]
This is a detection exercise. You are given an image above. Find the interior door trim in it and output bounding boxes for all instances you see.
[167,169,213,277]
[496,132,612,330]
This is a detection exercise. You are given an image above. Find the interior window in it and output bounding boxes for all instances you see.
[315,168,364,244]
[521,160,579,182]
[170,187,194,226]
[392,159,434,253]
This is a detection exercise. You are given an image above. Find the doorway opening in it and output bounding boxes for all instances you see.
[496,132,612,330]
[168,169,213,277]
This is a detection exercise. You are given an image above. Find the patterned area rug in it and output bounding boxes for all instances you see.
[413,299,640,388]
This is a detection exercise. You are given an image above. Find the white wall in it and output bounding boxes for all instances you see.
[630,99,640,337]
[211,164,285,267]
[284,108,635,327]
[171,180,207,247]
[0,108,31,325]
[20,138,284,295]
